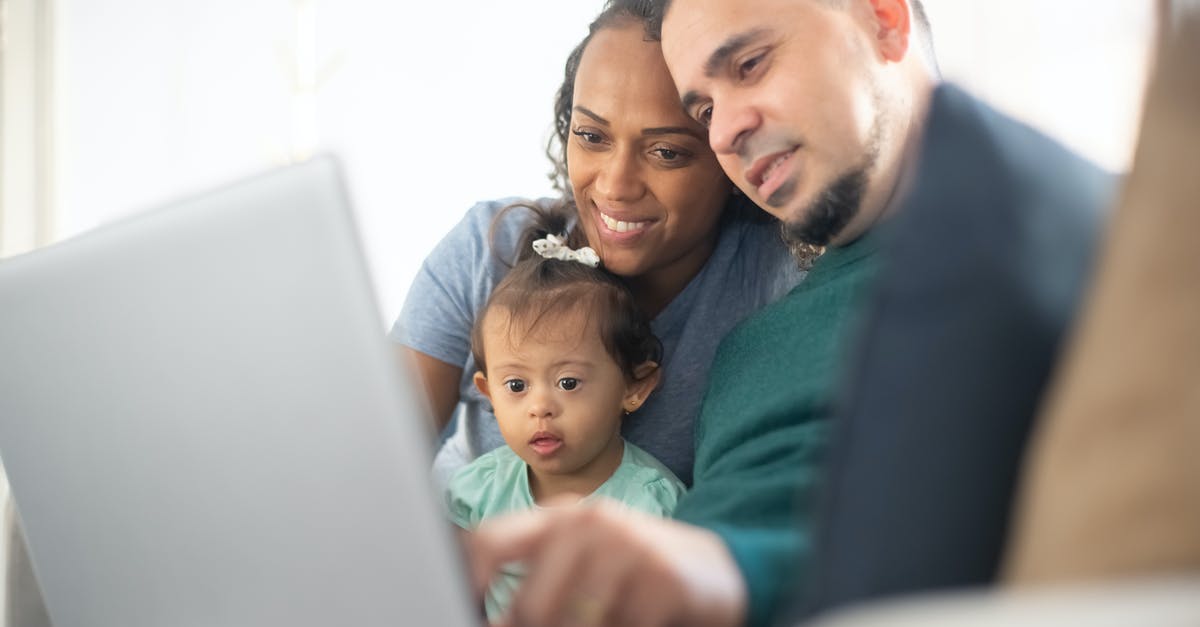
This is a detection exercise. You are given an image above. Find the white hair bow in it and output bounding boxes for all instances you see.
[531,233,600,268]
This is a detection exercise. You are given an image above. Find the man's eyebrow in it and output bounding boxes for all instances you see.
[704,28,770,78]
[680,90,705,113]
[573,106,610,125]
[680,27,771,112]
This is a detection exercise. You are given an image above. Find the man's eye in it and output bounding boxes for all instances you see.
[738,54,764,79]
[504,379,526,393]
[697,105,713,128]
[557,378,579,391]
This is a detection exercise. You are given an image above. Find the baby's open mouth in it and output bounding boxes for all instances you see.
[529,432,564,456]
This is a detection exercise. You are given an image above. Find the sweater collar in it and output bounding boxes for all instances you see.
[810,225,883,276]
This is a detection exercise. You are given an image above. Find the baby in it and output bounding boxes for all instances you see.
[446,206,686,620]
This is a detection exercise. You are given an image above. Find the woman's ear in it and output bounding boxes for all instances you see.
[623,361,661,414]
[473,371,492,401]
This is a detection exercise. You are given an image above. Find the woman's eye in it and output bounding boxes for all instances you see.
[653,147,681,161]
[557,378,579,391]
[572,128,603,144]
[504,379,526,393]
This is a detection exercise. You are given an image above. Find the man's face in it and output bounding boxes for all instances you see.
[662,0,889,246]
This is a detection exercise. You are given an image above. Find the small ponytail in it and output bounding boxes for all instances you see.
[472,202,662,384]
[487,200,589,268]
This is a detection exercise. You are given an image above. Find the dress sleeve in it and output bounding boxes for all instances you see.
[445,454,500,530]
[640,476,687,517]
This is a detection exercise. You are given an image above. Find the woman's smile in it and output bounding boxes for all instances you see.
[598,210,651,234]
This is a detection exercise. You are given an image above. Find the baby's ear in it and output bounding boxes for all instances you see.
[632,361,660,384]
[623,361,661,414]
[473,371,491,400]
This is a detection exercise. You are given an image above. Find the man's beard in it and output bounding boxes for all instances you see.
[780,165,870,248]
[777,100,884,250]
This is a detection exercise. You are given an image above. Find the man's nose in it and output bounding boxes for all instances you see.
[708,96,759,158]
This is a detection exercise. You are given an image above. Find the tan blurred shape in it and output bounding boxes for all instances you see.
[1004,2,1200,583]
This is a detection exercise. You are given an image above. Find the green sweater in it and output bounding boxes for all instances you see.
[673,233,879,627]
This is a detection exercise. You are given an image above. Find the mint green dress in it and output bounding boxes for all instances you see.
[446,440,686,620]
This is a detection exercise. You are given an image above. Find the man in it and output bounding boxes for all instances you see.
[662,0,938,250]
[469,1,941,626]
[472,0,1117,623]
[803,5,1193,620]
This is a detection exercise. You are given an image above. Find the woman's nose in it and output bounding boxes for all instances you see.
[593,151,645,202]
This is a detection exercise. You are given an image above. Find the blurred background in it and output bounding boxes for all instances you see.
[0,0,1156,326]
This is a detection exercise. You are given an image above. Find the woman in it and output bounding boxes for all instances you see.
[391,0,804,487]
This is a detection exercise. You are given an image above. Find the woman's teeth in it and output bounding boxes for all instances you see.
[600,212,648,233]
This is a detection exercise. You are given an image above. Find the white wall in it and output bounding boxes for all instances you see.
[43,0,1156,326]
[922,0,1156,173]
[50,0,600,325]
[0,0,54,259]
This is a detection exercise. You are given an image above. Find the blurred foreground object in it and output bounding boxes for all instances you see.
[1003,2,1200,583]
[810,577,1200,627]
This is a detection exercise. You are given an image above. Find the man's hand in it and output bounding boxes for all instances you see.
[466,500,747,627]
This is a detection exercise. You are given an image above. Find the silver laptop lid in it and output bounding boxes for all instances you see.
[0,157,475,627]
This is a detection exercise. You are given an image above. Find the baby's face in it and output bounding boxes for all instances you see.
[476,306,630,491]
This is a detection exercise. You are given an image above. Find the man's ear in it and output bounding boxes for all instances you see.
[868,0,912,62]
[473,371,492,401]
[623,362,662,414]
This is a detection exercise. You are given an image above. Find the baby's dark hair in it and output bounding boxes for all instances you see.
[471,203,662,383]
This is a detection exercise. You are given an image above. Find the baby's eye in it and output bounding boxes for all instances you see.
[557,378,579,391]
[504,379,526,393]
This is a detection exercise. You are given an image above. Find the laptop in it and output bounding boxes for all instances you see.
[0,157,476,627]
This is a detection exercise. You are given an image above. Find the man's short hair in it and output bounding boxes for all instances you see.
[648,0,938,74]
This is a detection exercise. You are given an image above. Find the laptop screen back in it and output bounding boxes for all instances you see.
[0,157,475,627]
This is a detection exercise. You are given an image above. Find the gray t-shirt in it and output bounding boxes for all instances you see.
[391,198,803,486]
